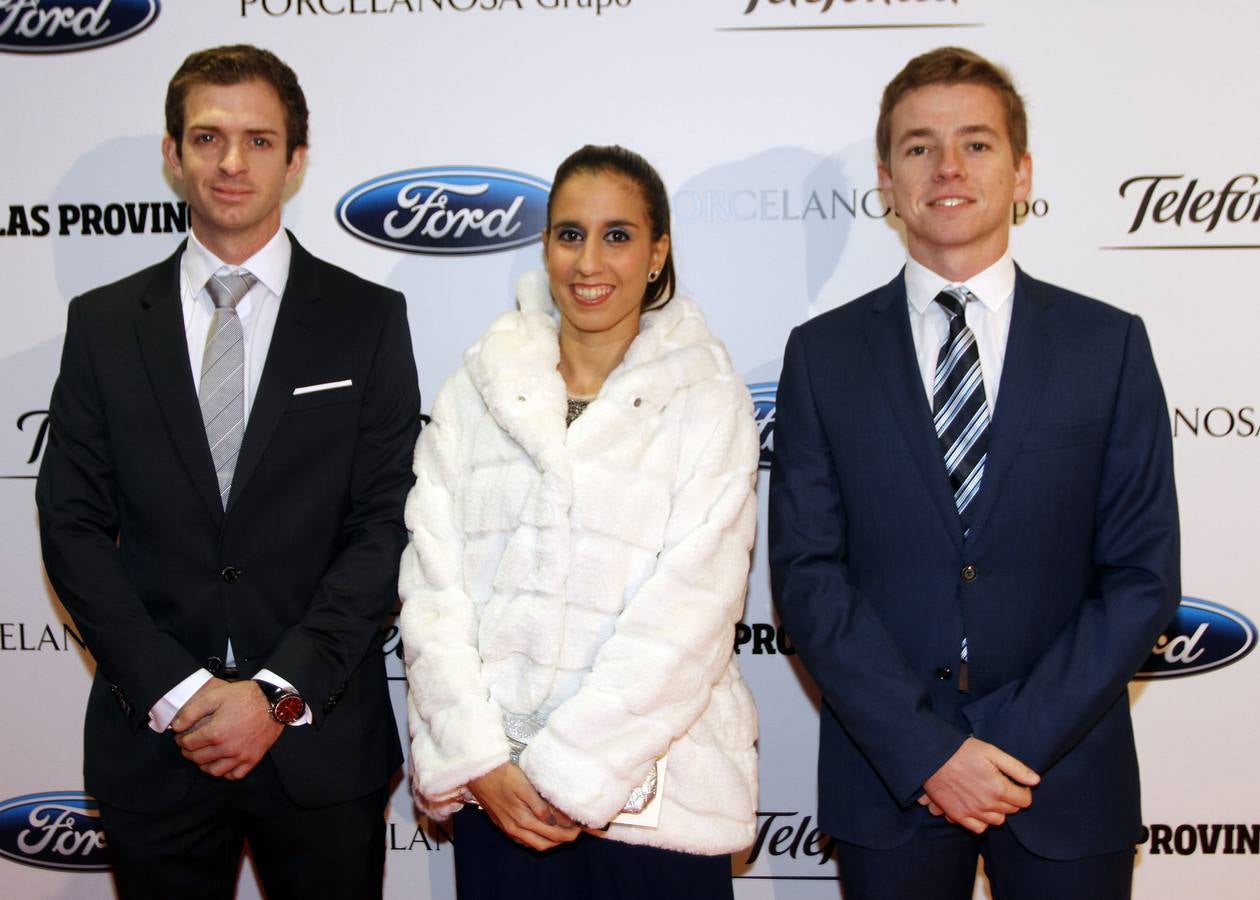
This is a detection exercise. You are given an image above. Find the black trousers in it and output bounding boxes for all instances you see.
[453,806,734,900]
[834,811,1134,900]
[98,756,387,900]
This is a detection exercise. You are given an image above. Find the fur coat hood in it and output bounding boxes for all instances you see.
[400,271,760,854]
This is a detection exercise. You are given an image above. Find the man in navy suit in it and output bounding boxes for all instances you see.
[769,47,1179,899]
[37,46,420,899]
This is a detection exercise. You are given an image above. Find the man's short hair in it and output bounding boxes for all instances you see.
[876,46,1027,168]
[165,44,309,160]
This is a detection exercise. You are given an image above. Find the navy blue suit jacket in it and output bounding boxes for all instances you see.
[768,267,1179,859]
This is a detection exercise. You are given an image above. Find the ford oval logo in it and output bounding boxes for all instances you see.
[337,166,550,256]
[1135,597,1256,679]
[749,381,776,470]
[0,792,109,870]
[0,0,159,54]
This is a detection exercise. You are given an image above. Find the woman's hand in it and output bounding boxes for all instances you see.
[468,763,581,851]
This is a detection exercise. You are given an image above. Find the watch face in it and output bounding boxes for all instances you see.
[273,693,306,725]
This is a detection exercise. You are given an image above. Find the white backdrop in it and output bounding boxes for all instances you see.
[1,1,1256,898]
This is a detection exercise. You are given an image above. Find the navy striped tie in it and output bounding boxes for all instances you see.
[933,286,989,537]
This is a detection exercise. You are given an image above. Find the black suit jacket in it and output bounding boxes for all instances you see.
[769,268,1180,859]
[37,234,420,812]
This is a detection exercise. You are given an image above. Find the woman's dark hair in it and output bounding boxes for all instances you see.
[547,145,676,310]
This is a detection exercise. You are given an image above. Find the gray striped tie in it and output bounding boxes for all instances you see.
[200,268,256,508]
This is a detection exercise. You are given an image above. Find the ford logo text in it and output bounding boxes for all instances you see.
[0,792,109,870]
[337,166,550,256]
[0,0,159,54]
[1136,597,1256,679]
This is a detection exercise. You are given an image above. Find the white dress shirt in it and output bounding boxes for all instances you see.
[904,250,1016,413]
[148,228,309,730]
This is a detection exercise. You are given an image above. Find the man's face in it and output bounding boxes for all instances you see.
[162,79,305,263]
[878,81,1031,281]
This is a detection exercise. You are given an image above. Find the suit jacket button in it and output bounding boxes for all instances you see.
[960,564,978,583]
[221,566,241,583]
[935,666,953,680]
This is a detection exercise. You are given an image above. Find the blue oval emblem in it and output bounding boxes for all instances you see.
[337,166,551,256]
[749,381,776,470]
[0,792,109,870]
[0,0,159,54]
[1135,597,1256,679]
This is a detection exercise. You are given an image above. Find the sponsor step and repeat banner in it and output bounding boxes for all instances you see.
[1,1,1256,897]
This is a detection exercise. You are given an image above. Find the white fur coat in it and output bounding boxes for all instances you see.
[399,271,759,855]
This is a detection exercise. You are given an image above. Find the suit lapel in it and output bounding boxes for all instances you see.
[135,243,226,524]
[864,272,964,549]
[227,235,321,513]
[964,267,1055,540]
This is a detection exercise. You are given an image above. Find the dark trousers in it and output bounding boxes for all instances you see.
[98,757,387,900]
[453,806,734,900]
[835,813,1134,900]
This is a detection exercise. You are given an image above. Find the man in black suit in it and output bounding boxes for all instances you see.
[36,45,420,899]
[770,47,1179,898]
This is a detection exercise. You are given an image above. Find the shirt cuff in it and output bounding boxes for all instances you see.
[254,668,313,726]
[148,668,213,733]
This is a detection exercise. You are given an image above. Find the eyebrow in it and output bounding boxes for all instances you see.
[186,123,282,136]
[897,123,1001,144]
[551,219,640,230]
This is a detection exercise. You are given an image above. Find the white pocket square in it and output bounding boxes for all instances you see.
[292,379,353,396]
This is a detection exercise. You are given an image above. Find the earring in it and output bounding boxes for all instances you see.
[648,270,659,282]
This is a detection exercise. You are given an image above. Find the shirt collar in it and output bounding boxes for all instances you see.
[182,227,292,301]
[904,250,1016,315]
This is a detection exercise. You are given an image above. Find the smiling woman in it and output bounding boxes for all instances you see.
[544,167,670,395]
[400,145,761,900]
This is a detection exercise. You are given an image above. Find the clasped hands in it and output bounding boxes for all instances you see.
[918,736,1041,834]
[468,762,582,851]
[169,677,284,781]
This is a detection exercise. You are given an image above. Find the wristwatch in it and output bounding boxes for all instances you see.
[252,679,306,725]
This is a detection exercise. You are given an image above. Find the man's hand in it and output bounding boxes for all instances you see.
[919,737,1041,833]
[467,763,580,851]
[170,678,283,781]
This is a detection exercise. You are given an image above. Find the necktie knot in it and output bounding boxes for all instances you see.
[934,286,970,321]
[206,268,257,311]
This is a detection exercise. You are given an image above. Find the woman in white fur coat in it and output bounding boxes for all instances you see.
[399,145,760,898]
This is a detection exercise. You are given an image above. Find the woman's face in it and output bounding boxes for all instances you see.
[543,170,670,342]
